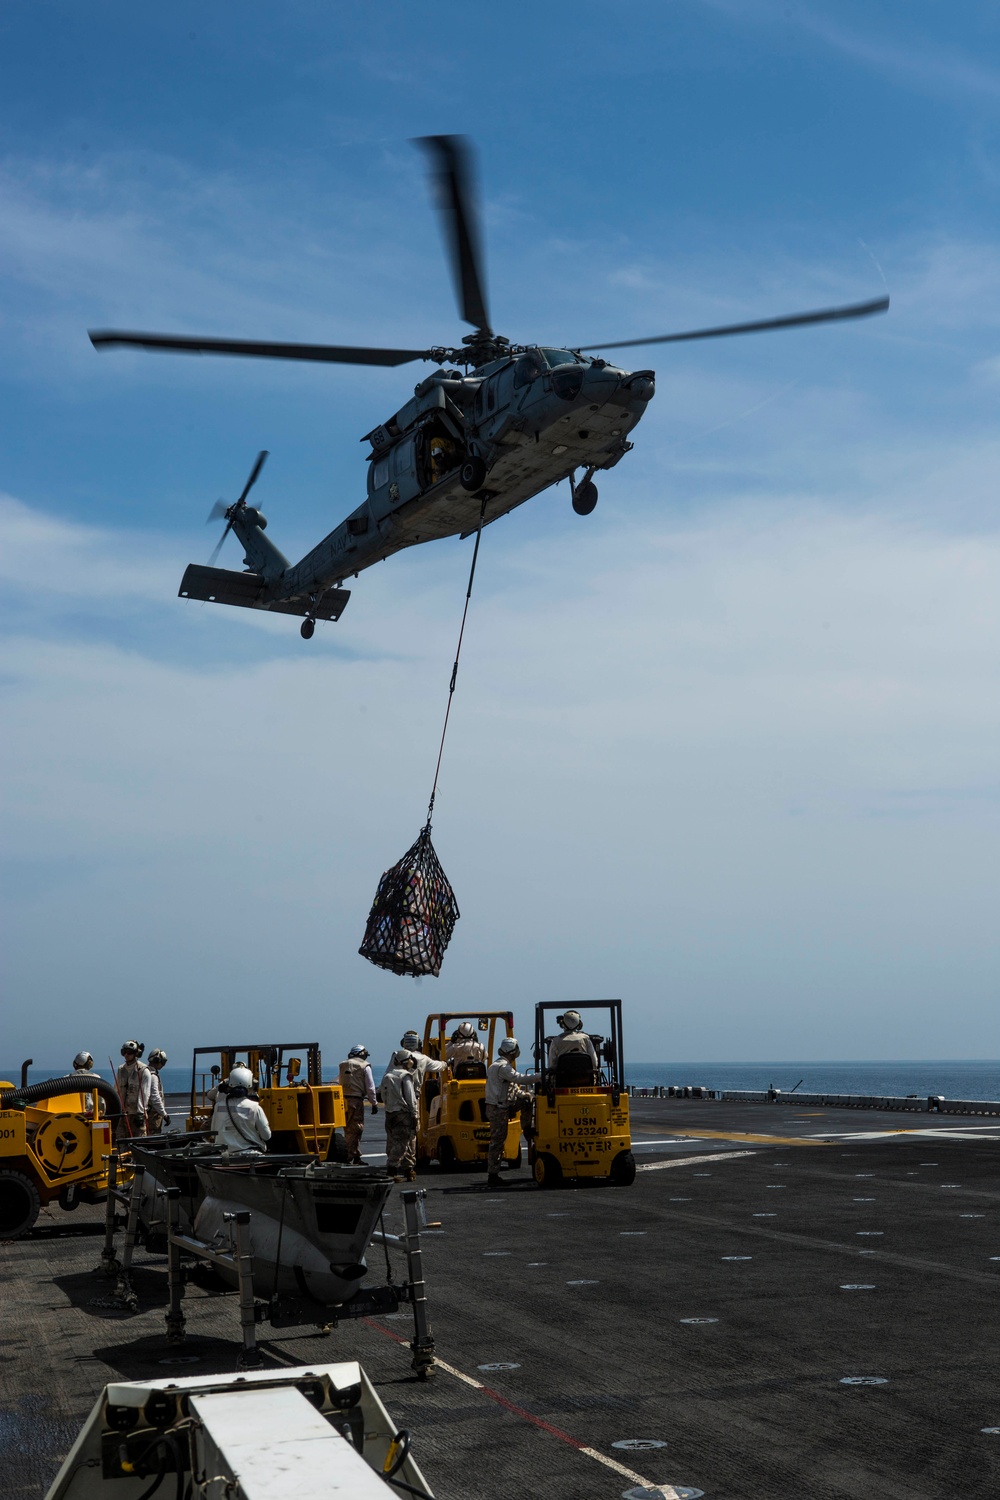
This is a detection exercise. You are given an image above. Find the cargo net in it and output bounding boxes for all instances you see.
[359,824,460,978]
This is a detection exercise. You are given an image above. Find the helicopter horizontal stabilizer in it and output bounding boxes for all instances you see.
[179,564,351,622]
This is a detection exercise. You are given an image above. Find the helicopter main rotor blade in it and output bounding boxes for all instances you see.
[581,295,889,354]
[416,134,492,336]
[206,500,228,524]
[236,450,268,506]
[89,331,434,366]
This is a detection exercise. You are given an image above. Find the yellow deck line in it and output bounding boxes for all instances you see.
[635,1126,831,1147]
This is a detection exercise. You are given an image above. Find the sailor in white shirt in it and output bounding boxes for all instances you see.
[484,1037,538,1188]
[381,1050,419,1181]
[210,1066,272,1154]
[546,1010,599,1071]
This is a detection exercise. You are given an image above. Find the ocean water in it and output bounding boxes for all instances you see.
[622,1060,1000,1100]
[6,1059,1000,1102]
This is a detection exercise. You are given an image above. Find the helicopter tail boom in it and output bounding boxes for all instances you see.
[178,564,351,622]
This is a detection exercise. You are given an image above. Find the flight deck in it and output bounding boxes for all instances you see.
[4,1095,1000,1499]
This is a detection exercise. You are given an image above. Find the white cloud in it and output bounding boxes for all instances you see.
[2,488,999,1062]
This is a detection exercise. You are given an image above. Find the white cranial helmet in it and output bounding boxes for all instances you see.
[392,1049,416,1069]
[497,1037,520,1059]
[557,1009,583,1032]
[229,1065,253,1092]
[73,1051,94,1071]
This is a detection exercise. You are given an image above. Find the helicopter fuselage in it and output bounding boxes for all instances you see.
[178,348,654,624]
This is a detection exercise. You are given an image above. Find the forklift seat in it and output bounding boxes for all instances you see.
[452,1060,487,1080]
[554,1053,596,1089]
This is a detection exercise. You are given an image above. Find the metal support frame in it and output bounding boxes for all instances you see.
[164,1189,263,1369]
[401,1190,436,1377]
[165,1187,187,1344]
[159,1184,435,1375]
[113,1163,144,1310]
[99,1151,121,1275]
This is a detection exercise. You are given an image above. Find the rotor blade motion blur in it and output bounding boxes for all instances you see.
[207,451,269,565]
[89,331,434,366]
[416,134,491,335]
[208,521,233,567]
[237,449,268,505]
[582,295,889,353]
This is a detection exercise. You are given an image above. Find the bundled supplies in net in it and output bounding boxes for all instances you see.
[359,825,460,978]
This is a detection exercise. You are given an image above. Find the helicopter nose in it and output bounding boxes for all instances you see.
[623,371,655,402]
[608,369,655,406]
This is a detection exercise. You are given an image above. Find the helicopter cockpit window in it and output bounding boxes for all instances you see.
[540,348,582,368]
[513,353,545,389]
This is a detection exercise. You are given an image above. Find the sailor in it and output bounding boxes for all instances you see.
[115,1041,151,1140]
[210,1066,271,1154]
[445,1022,486,1066]
[429,432,458,482]
[399,1030,447,1089]
[381,1049,418,1182]
[484,1037,537,1189]
[339,1044,378,1164]
[73,1051,96,1118]
[146,1048,170,1135]
[547,1009,599,1070]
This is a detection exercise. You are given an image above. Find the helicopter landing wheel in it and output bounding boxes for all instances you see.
[460,456,487,493]
[572,480,598,515]
[300,618,316,640]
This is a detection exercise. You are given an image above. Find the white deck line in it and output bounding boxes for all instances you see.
[638,1150,757,1171]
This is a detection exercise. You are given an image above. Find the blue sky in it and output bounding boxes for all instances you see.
[1,1,999,1068]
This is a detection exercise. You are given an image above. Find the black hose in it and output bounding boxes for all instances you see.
[0,1073,122,1121]
[129,1432,184,1500]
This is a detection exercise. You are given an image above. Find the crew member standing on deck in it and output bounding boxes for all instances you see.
[73,1051,96,1118]
[339,1045,378,1164]
[381,1050,418,1182]
[399,1028,447,1122]
[146,1048,170,1135]
[485,1037,537,1189]
[547,1010,599,1071]
[115,1041,151,1140]
[399,1030,447,1089]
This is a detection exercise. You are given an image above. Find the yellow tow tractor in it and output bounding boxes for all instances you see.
[0,1065,121,1237]
[186,1042,346,1157]
[530,999,636,1188]
[416,1011,523,1171]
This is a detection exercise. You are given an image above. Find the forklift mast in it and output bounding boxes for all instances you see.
[534,999,625,1092]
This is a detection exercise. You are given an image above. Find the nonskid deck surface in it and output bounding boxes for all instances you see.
[4,1098,1000,1499]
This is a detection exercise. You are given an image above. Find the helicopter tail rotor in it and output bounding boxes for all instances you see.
[206,450,269,565]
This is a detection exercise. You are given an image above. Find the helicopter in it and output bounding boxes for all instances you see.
[90,136,888,640]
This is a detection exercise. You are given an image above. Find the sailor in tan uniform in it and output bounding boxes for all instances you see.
[338,1044,378,1163]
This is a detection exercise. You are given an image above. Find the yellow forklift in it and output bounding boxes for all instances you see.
[416,1011,523,1170]
[186,1042,346,1156]
[529,1000,635,1188]
[0,1066,120,1237]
